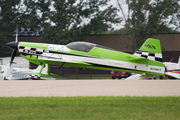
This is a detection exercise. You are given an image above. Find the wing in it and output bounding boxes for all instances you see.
[70,60,92,65]
[38,55,92,66]
[165,72,180,79]
[167,69,180,72]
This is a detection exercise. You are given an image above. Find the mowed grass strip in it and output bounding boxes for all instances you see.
[0,96,180,120]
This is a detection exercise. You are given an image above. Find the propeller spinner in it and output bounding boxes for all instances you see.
[6,42,18,50]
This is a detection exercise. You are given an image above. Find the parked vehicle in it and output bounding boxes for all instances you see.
[111,71,131,79]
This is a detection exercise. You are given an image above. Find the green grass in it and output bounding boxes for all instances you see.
[0,96,180,120]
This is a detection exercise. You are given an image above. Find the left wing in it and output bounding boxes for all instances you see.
[165,71,180,79]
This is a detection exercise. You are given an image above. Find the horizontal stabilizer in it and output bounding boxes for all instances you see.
[127,55,147,61]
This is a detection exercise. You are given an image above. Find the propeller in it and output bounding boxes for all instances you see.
[10,48,17,65]
[6,42,18,66]
[4,25,19,79]
[6,25,19,66]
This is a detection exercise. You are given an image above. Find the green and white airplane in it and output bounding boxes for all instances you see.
[6,38,165,78]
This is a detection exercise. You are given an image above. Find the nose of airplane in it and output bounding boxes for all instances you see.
[6,42,18,49]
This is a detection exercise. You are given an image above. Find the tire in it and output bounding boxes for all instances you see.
[112,76,115,79]
[125,74,128,78]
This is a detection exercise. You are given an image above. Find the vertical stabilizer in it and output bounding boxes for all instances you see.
[134,38,163,62]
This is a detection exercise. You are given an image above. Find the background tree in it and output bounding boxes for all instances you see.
[0,0,122,55]
[41,0,122,44]
[116,0,180,52]
[23,0,51,32]
[0,0,22,54]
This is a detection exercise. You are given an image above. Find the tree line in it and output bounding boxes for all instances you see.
[0,0,180,54]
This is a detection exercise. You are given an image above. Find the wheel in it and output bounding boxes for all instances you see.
[112,76,115,79]
[126,73,131,78]
[125,74,128,78]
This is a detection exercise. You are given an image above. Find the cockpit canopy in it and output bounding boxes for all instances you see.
[66,42,96,52]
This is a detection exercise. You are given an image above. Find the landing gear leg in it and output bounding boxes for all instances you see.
[48,63,50,75]
[39,62,46,73]
[59,62,66,69]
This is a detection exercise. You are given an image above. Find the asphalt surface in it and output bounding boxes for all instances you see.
[0,80,180,97]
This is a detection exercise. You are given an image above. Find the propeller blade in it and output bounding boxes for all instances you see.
[10,48,17,66]
[6,41,18,66]
[7,24,19,68]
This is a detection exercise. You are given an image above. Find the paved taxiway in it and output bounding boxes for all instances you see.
[0,80,180,97]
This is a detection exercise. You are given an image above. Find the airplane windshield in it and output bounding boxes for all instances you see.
[66,42,96,52]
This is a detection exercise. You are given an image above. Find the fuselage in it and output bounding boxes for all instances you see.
[17,41,165,76]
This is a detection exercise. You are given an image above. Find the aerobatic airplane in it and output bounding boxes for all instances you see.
[6,38,165,78]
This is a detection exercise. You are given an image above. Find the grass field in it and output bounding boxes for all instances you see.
[0,96,180,120]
